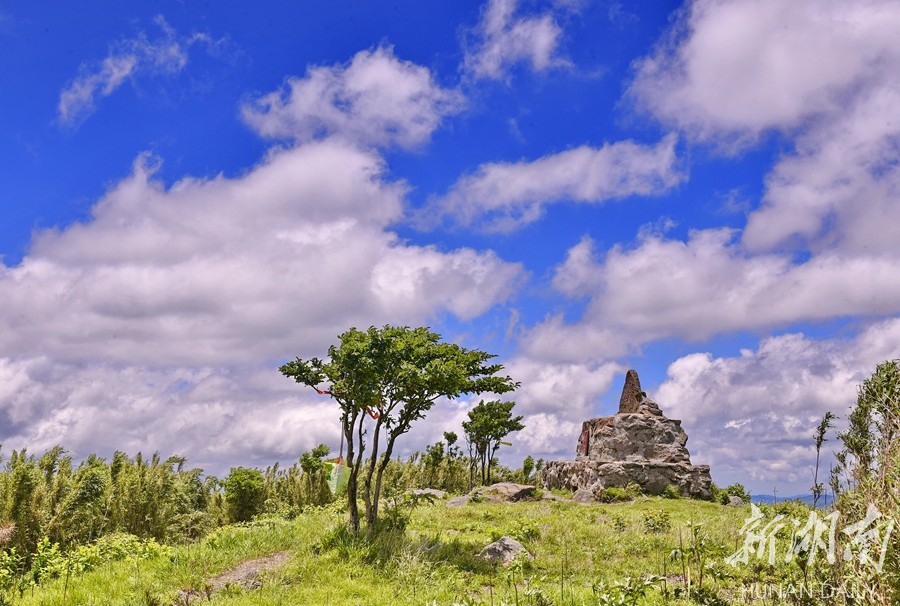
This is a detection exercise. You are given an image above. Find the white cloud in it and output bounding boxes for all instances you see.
[493,357,622,461]
[629,0,900,144]
[743,84,900,254]
[540,229,900,345]
[425,135,683,232]
[463,0,567,81]
[0,137,523,469]
[551,236,602,297]
[58,16,217,127]
[629,0,900,256]
[655,319,900,489]
[0,357,341,470]
[242,47,464,150]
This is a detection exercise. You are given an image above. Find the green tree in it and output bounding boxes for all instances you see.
[298,444,331,506]
[223,467,266,523]
[463,399,525,485]
[279,325,517,533]
[521,455,535,483]
[833,360,900,603]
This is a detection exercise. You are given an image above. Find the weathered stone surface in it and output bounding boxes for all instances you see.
[617,369,663,416]
[478,537,533,566]
[412,488,447,500]
[545,370,713,500]
[0,523,14,547]
[577,414,691,464]
[543,460,712,500]
[727,496,745,507]
[572,487,596,503]
[479,482,535,502]
[446,495,470,508]
[445,483,536,507]
[618,369,644,413]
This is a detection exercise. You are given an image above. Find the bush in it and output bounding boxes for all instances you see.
[642,509,671,533]
[600,482,642,503]
[714,483,750,505]
[662,484,682,499]
[223,467,266,523]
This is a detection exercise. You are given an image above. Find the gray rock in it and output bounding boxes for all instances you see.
[577,414,692,464]
[478,537,533,566]
[446,495,470,508]
[543,460,712,500]
[481,482,535,501]
[542,370,713,500]
[618,369,645,414]
[572,487,596,503]
[411,488,447,500]
[727,496,745,507]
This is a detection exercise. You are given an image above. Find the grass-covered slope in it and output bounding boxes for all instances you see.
[16,497,751,606]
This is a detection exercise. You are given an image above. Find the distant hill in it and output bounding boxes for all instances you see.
[751,494,833,507]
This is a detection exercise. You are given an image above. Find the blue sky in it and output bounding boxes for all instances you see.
[2,0,899,495]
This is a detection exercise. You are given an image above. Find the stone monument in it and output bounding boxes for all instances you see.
[542,370,712,499]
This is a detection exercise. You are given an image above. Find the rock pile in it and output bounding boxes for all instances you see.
[543,370,712,500]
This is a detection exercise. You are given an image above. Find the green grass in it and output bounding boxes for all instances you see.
[12,498,754,605]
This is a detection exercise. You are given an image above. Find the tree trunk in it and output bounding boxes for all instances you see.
[370,430,401,528]
[363,415,383,528]
[345,408,365,534]
[363,417,385,529]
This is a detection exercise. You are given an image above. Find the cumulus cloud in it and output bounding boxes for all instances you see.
[629,0,900,143]
[536,229,900,346]
[58,16,219,127]
[463,0,567,80]
[655,319,900,488]
[0,138,523,469]
[629,0,900,255]
[511,0,900,364]
[490,357,622,461]
[743,85,900,254]
[242,47,464,150]
[424,135,683,231]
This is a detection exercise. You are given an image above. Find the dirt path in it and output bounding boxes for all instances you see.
[176,551,291,603]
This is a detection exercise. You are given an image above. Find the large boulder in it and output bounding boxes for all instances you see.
[479,483,535,502]
[444,483,536,508]
[577,414,692,464]
[446,495,470,508]
[411,488,447,500]
[478,537,533,566]
[544,370,713,500]
[543,459,712,500]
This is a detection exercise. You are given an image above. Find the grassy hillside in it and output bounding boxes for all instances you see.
[12,496,754,606]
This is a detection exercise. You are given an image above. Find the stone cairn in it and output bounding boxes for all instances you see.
[542,370,712,499]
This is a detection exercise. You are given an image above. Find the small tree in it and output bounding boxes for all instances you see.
[463,399,524,485]
[280,325,517,533]
[521,455,535,483]
[811,411,836,508]
[299,444,331,506]
[223,467,266,523]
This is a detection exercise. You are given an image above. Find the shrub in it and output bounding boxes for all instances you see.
[642,509,671,533]
[662,484,682,499]
[600,482,642,503]
[223,467,266,523]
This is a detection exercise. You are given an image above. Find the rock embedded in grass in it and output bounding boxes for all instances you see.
[478,536,533,566]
